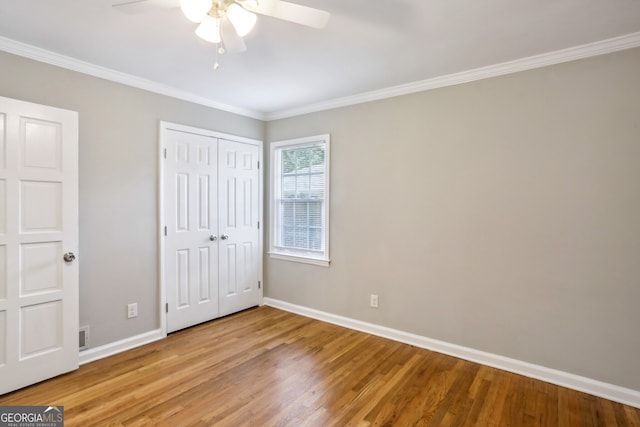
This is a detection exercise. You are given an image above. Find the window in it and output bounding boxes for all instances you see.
[270,135,330,266]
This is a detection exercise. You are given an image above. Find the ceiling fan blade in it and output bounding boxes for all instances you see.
[112,0,179,14]
[241,0,330,29]
[221,20,248,54]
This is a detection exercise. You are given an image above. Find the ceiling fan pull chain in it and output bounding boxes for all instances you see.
[214,42,220,70]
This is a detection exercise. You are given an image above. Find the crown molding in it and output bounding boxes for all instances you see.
[265,31,640,121]
[0,36,265,120]
[2,32,640,122]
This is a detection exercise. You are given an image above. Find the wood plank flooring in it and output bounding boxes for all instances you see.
[1,306,639,426]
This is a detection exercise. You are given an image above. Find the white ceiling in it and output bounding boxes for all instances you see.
[1,0,640,119]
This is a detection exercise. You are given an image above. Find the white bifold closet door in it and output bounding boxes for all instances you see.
[0,96,79,394]
[163,125,261,333]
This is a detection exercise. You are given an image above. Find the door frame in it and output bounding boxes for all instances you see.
[158,121,263,337]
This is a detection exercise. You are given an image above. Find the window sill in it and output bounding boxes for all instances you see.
[268,252,330,267]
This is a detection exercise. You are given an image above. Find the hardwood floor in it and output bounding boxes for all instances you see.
[1,306,639,426]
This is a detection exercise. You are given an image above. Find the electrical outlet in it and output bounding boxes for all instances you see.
[127,303,138,319]
[370,294,379,308]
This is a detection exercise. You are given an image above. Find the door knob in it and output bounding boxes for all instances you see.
[220,234,229,240]
[63,252,76,263]
[209,235,218,241]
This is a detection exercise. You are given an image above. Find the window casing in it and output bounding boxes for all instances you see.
[270,135,330,266]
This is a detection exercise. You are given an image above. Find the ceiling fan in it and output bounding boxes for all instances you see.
[113,0,330,67]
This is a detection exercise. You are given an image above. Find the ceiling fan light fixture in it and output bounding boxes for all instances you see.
[180,0,213,23]
[226,3,257,37]
[195,15,222,43]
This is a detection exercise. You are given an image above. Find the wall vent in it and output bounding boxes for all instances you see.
[79,326,90,351]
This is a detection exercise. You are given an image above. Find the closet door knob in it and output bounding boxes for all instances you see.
[220,234,229,240]
[209,235,217,241]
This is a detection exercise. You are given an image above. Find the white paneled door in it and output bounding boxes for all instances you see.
[218,139,260,317]
[164,130,220,333]
[163,126,261,333]
[0,96,79,394]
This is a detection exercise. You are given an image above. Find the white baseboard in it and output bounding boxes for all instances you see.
[264,297,640,409]
[79,329,165,365]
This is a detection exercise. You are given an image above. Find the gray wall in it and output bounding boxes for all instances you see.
[2,44,639,393]
[265,47,640,391]
[0,51,264,348]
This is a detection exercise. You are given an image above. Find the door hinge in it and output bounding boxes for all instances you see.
[163,148,167,159]
[164,226,167,236]
[258,281,261,289]
[166,303,168,313]
[257,161,260,169]
[257,221,260,229]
